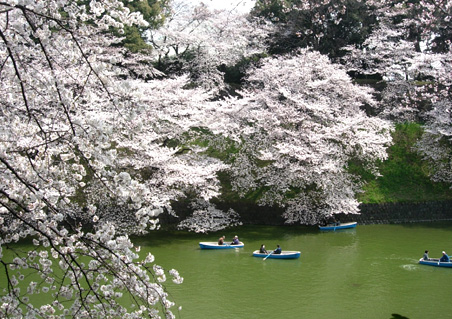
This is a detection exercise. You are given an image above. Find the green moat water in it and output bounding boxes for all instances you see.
[2,222,452,318]
[134,222,452,319]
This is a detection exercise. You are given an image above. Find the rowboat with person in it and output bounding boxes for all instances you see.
[199,242,244,249]
[252,250,300,259]
[419,250,452,267]
[418,259,452,268]
[318,221,357,231]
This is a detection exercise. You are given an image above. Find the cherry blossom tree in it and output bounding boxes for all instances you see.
[417,99,452,186]
[0,0,230,317]
[177,199,242,233]
[409,0,452,53]
[402,1,452,188]
[341,1,450,120]
[147,0,274,92]
[342,20,426,121]
[200,49,393,224]
[415,50,452,186]
[341,1,452,187]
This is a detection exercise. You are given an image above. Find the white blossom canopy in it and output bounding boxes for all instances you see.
[202,49,393,224]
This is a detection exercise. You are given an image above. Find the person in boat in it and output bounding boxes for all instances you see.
[231,235,240,245]
[323,215,340,226]
[218,236,225,245]
[423,250,430,260]
[259,244,268,254]
[440,251,450,262]
[273,244,282,254]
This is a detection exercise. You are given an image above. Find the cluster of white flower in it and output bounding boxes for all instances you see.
[169,269,184,284]
[148,0,274,92]
[178,200,242,233]
[0,0,185,317]
[207,49,392,224]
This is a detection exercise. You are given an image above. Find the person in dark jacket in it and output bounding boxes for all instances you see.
[259,244,268,254]
[440,251,450,262]
[273,244,282,254]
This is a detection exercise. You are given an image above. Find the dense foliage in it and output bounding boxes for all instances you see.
[251,0,378,58]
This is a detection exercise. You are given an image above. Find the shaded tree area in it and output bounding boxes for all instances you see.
[118,0,171,52]
[250,0,378,59]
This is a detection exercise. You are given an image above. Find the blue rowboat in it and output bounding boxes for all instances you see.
[199,242,244,249]
[419,258,452,268]
[318,222,357,231]
[252,250,300,259]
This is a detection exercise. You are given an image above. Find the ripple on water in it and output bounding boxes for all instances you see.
[401,264,418,271]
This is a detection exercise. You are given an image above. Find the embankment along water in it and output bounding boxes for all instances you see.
[165,200,452,226]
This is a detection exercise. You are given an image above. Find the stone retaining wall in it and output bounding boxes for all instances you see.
[337,200,452,225]
[165,200,452,226]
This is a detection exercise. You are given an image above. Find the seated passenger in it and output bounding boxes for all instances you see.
[218,236,225,245]
[231,235,240,245]
[423,250,429,260]
[440,251,450,262]
[259,244,268,254]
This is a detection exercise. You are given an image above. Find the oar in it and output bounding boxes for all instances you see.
[263,252,273,260]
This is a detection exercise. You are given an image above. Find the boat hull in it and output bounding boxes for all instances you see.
[199,242,244,249]
[419,258,452,268]
[319,222,357,231]
[252,250,300,259]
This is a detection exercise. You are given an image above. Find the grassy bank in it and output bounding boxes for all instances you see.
[357,122,452,203]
